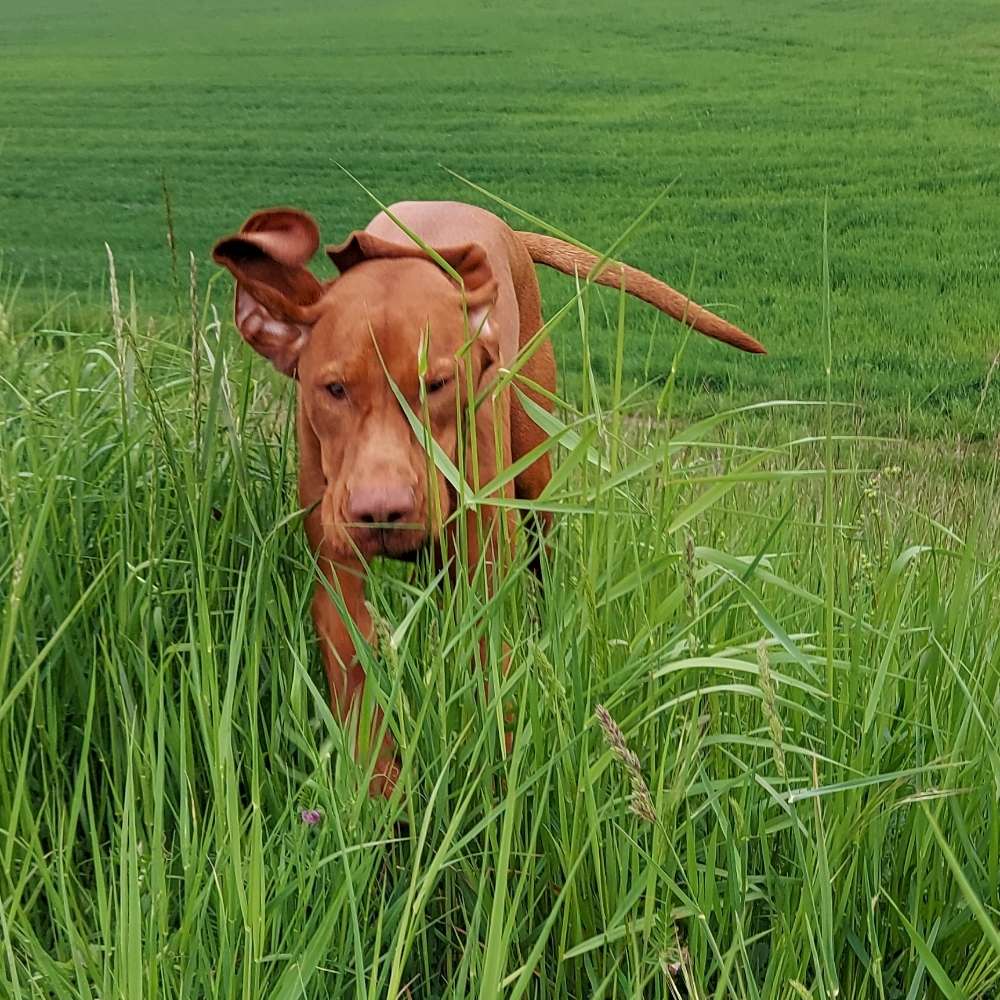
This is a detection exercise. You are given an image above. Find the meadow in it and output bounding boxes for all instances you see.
[4,0,1000,436]
[3,0,1000,997]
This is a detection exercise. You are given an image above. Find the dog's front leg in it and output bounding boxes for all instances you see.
[310,560,400,797]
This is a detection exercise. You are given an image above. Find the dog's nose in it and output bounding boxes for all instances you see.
[346,485,417,526]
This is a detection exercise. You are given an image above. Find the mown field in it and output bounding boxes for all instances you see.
[3,0,1000,436]
[3,1,1000,998]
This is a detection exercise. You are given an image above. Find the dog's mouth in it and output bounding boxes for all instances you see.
[368,524,428,560]
[378,532,430,562]
[330,520,430,561]
[322,482,450,561]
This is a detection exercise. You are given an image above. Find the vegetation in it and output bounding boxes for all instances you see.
[2,0,999,995]
[2,230,1000,994]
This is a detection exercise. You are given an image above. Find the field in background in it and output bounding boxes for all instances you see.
[3,0,1000,437]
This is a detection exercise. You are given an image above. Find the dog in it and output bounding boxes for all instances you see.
[212,200,764,795]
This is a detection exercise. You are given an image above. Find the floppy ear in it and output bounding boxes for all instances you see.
[327,232,500,361]
[212,208,325,376]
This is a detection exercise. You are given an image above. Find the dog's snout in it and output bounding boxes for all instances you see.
[347,485,417,526]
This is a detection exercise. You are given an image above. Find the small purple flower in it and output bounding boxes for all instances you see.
[300,808,322,826]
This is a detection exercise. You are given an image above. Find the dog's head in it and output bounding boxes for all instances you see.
[212,208,500,561]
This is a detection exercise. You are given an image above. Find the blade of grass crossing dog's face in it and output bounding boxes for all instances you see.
[375,339,464,497]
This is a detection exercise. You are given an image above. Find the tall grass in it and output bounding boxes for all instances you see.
[1,228,1000,999]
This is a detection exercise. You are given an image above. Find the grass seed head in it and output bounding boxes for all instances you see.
[594,704,657,823]
[756,639,787,780]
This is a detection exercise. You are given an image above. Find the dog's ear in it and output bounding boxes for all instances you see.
[327,232,500,361]
[212,209,325,376]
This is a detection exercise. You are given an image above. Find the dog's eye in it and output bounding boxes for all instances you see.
[326,382,347,400]
[426,376,450,394]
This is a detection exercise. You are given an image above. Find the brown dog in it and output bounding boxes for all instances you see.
[212,200,764,795]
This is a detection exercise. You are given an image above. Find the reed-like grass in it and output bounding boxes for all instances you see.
[1,221,999,998]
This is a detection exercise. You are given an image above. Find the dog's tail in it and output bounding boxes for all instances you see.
[515,231,765,354]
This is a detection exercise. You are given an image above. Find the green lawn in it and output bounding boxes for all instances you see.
[3,0,1000,436]
[4,1,1000,997]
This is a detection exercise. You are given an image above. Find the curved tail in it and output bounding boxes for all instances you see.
[516,231,765,354]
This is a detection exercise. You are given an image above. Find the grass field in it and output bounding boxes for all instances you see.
[4,1,1000,997]
[4,0,1000,436]
[4,254,1000,997]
